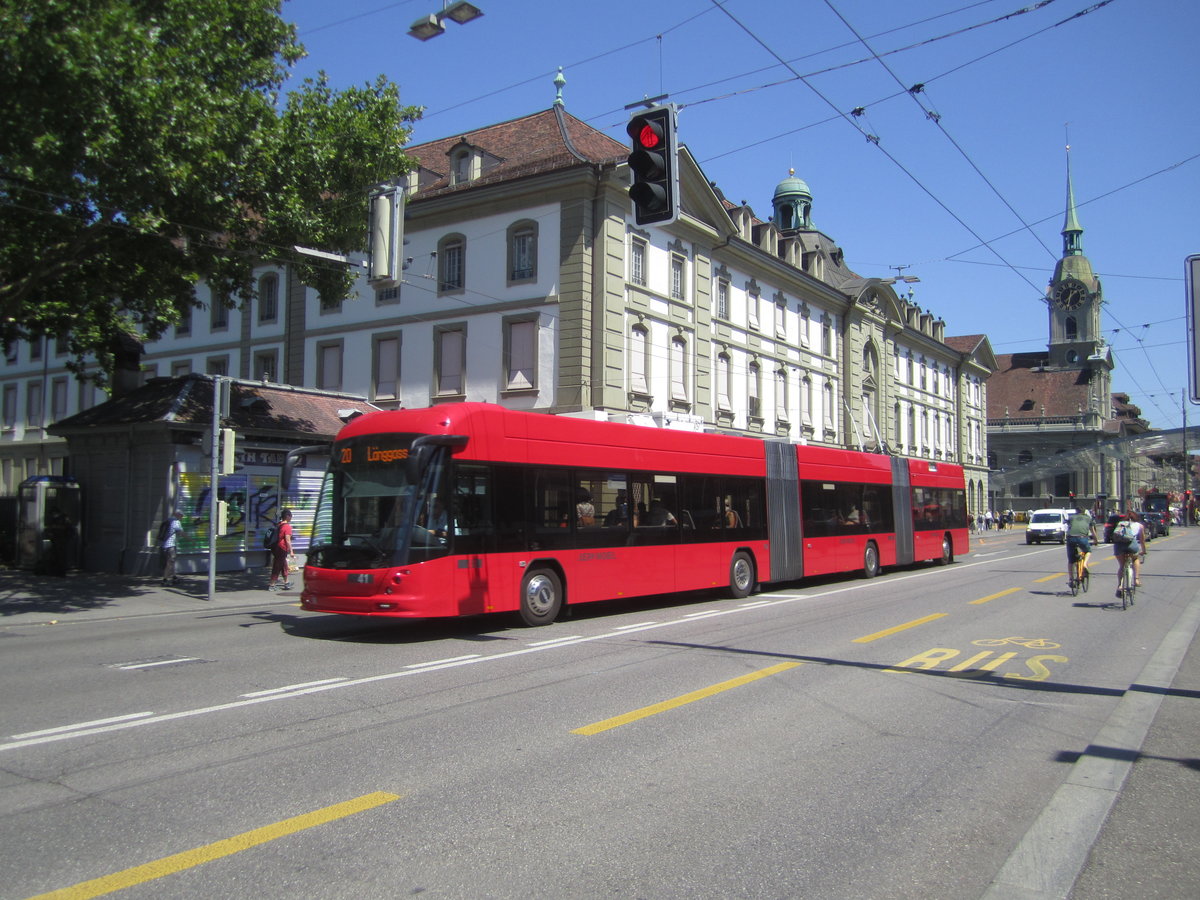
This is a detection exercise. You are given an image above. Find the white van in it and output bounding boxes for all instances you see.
[1025,508,1072,544]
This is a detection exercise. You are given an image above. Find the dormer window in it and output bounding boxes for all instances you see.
[451,148,473,185]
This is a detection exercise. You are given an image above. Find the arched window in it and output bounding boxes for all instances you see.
[507,220,537,283]
[748,361,761,418]
[670,335,689,403]
[716,352,731,411]
[438,234,466,293]
[630,325,649,395]
[775,367,788,420]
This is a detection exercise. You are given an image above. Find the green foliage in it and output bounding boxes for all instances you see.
[0,0,420,381]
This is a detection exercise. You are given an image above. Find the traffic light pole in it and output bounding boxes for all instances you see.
[208,377,223,601]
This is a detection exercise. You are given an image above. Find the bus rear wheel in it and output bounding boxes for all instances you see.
[863,542,880,578]
[519,568,562,626]
[728,552,756,599]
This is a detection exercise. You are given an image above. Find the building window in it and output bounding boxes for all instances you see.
[2,384,16,428]
[30,336,43,362]
[775,368,788,421]
[821,315,832,356]
[376,285,401,305]
[435,326,465,396]
[630,237,647,287]
[26,381,43,427]
[823,381,834,431]
[747,291,760,330]
[438,235,465,293]
[894,402,902,447]
[670,335,688,403]
[451,148,473,185]
[50,378,68,422]
[253,350,278,383]
[210,299,229,331]
[315,342,342,391]
[803,375,813,426]
[630,325,649,395]
[748,362,761,419]
[206,356,228,376]
[670,255,685,301]
[716,352,731,411]
[1065,316,1078,341]
[176,306,192,337]
[4,341,17,364]
[716,279,729,320]
[774,297,786,338]
[257,273,279,324]
[906,352,914,384]
[372,336,400,400]
[800,305,811,347]
[172,360,191,378]
[507,221,538,283]
[504,317,537,392]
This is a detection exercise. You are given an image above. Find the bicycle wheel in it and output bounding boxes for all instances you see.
[1081,568,1089,593]
[1069,572,1079,597]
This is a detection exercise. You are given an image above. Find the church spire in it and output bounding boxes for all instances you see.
[1062,140,1083,257]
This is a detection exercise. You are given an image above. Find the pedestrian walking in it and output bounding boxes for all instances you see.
[159,511,184,586]
[267,508,295,591]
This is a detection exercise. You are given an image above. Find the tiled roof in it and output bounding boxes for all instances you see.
[407,108,627,200]
[986,353,1094,419]
[48,374,376,439]
[943,334,987,354]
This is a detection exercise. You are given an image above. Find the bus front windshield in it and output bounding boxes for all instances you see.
[307,434,450,569]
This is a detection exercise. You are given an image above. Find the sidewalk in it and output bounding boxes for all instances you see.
[0,566,300,627]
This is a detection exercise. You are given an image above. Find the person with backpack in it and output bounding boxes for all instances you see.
[266,508,294,591]
[1111,511,1146,596]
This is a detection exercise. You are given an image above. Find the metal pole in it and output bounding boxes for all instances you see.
[1184,392,1189,528]
[208,376,222,600]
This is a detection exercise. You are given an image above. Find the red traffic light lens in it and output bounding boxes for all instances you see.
[637,124,661,150]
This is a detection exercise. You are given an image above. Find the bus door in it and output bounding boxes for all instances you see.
[890,457,915,566]
[442,463,505,617]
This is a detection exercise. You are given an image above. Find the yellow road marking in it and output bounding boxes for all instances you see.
[970,587,1020,605]
[1034,572,1064,583]
[852,613,947,644]
[28,791,400,900]
[572,662,801,735]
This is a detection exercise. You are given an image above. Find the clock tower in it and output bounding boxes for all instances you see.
[1046,149,1111,396]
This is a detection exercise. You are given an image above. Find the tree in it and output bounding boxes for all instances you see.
[0,0,420,381]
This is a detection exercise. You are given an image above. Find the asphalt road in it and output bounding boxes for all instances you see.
[1,528,1197,899]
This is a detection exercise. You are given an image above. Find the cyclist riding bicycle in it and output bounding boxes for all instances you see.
[1110,511,1147,597]
[1065,505,1096,583]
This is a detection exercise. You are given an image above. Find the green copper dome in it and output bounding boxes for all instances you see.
[773,169,811,201]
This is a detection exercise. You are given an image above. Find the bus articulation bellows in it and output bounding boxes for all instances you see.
[300,403,969,626]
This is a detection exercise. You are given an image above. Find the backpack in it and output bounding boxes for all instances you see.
[262,523,280,550]
[1113,519,1136,543]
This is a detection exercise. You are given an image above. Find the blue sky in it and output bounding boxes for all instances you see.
[281,0,1199,428]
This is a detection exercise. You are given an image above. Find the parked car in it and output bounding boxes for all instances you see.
[1025,508,1071,544]
[1143,511,1169,538]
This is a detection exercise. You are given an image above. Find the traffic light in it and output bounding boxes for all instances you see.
[368,185,405,285]
[220,428,236,475]
[626,105,679,226]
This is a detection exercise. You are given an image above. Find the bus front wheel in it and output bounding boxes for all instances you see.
[519,568,562,626]
[728,552,756,599]
[864,542,880,578]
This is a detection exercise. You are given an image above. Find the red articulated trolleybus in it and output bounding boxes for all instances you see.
[300,403,968,626]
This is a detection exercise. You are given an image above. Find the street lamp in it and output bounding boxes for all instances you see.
[408,1,484,40]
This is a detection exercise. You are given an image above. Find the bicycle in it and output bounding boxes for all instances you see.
[1115,551,1142,610]
[1067,552,1090,596]
[1066,543,1091,597]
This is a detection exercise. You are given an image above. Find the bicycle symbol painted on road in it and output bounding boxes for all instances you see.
[971,637,1061,649]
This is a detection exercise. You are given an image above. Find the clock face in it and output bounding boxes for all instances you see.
[1054,280,1086,310]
